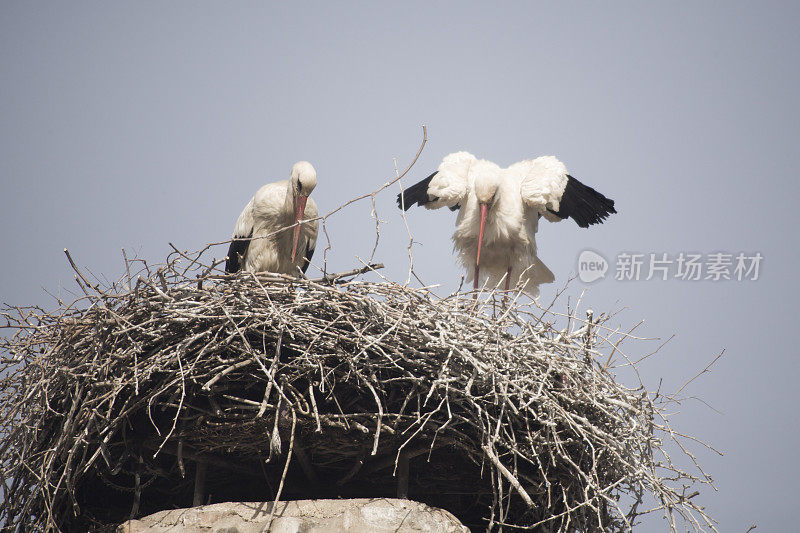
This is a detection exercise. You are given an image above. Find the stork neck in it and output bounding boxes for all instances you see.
[284,181,296,219]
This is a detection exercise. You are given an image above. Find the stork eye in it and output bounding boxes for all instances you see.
[297,181,303,193]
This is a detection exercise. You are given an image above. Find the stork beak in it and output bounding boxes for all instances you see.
[477,203,488,267]
[473,203,489,294]
[291,195,308,263]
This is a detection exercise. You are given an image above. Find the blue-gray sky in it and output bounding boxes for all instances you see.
[2,2,798,530]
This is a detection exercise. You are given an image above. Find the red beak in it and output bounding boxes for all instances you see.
[477,203,488,267]
[474,203,488,293]
[291,195,308,263]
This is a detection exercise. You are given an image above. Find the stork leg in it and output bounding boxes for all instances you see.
[503,267,512,306]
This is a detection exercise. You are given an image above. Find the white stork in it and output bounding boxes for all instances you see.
[397,153,616,296]
[225,161,319,275]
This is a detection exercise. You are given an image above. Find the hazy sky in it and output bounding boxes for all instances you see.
[2,2,798,530]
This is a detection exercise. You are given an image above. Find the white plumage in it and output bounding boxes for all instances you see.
[226,161,319,275]
[456,161,555,296]
[513,156,569,222]
[423,151,474,210]
[398,152,616,297]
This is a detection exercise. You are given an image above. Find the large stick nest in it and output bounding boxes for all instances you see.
[0,251,717,532]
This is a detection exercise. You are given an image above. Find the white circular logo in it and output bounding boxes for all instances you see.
[577,250,608,283]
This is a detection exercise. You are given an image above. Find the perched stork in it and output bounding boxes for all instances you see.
[397,153,616,297]
[457,161,556,296]
[225,161,319,275]
[397,152,552,296]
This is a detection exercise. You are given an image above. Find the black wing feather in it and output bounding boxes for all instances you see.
[547,175,617,228]
[225,229,253,273]
[301,241,315,274]
[396,171,438,211]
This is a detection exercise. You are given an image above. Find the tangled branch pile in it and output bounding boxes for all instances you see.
[0,249,717,532]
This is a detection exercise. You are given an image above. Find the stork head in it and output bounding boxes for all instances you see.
[289,161,317,262]
[290,161,317,198]
[470,160,501,268]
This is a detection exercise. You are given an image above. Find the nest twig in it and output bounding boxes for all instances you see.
[0,246,718,532]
